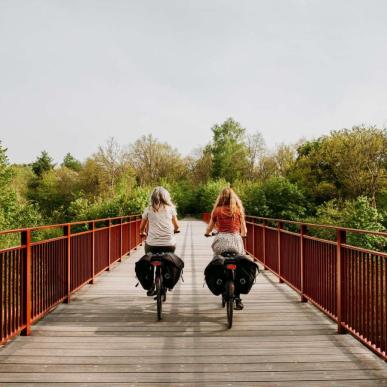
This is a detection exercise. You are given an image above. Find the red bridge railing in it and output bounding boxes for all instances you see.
[0,215,142,345]
[202,213,387,361]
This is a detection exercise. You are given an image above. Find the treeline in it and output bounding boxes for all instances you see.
[1,118,386,248]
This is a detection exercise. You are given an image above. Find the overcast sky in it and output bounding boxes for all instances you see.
[1,0,386,164]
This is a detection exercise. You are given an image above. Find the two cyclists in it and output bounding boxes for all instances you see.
[137,186,255,322]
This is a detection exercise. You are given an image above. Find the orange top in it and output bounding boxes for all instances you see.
[212,206,241,233]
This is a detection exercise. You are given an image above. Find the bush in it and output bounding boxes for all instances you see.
[309,197,385,250]
[261,177,307,220]
[232,180,267,216]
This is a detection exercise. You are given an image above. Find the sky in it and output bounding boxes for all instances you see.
[1,0,386,164]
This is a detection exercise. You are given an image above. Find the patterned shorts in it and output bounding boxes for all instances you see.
[211,232,245,256]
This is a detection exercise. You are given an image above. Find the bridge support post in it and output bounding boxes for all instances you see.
[278,222,284,283]
[300,225,307,302]
[21,229,31,336]
[336,229,346,334]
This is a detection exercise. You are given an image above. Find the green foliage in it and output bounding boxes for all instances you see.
[27,167,82,221]
[1,121,386,254]
[210,118,249,182]
[194,179,229,213]
[308,197,385,250]
[0,143,42,246]
[261,178,307,220]
[232,180,267,216]
[32,151,55,177]
[62,153,82,172]
[289,126,387,207]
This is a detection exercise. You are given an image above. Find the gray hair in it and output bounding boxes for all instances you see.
[150,186,173,211]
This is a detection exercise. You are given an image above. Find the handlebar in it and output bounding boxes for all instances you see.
[140,229,180,238]
[204,232,247,239]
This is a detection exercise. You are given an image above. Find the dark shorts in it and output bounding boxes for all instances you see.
[145,243,176,254]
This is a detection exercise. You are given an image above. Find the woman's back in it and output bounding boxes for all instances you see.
[143,205,177,246]
[212,206,241,233]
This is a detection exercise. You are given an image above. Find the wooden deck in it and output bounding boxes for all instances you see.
[0,220,386,386]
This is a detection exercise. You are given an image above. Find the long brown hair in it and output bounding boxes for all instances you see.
[212,187,244,216]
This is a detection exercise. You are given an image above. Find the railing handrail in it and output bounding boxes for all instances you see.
[245,215,387,238]
[0,214,141,236]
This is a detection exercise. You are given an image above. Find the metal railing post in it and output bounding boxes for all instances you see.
[107,219,111,271]
[119,218,123,262]
[278,221,284,283]
[64,224,71,304]
[21,229,31,336]
[300,225,307,302]
[336,228,346,334]
[89,221,95,284]
[252,218,255,258]
[263,220,267,269]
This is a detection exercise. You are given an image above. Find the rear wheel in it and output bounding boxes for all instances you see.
[155,275,162,321]
[226,280,234,329]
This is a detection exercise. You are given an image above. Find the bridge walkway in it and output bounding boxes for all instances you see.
[0,220,386,386]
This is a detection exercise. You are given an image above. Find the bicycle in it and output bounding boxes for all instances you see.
[205,232,244,329]
[150,253,167,321]
[141,230,180,321]
[221,252,238,329]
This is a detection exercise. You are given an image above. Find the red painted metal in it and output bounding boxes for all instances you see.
[203,212,387,360]
[0,214,141,345]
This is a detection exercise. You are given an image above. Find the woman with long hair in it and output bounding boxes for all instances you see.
[204,187,247,309]
[140,186,180,254]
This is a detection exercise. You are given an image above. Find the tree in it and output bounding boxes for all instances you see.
[32,151,55,177]
[262,177,307,220]
[188,146,213,184]
[0,142,42,234]
[210,118,249,182]
[128,134,188,185]
[95,137,127,191]
[245,132,265,178]
[62,153,82,172]
[319,126,387,206]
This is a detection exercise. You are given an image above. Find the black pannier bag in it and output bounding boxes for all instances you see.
[204,255,259,296]
[135,254,154,290]
[161,253,184,290]
[234,255,259,294]
[135,253,184,291]
[204,255,226,295]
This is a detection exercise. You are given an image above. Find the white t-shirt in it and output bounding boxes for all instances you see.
[142,205,177,246]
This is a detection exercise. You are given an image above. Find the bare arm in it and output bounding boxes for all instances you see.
[205,214,215,236]
[172,215,179,232]
[139,218,148,236]
[240,213,247,237]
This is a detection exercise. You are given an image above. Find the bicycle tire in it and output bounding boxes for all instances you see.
[155,275,162,321]
[226,280,234,329]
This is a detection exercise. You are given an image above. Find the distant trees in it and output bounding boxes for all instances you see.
[289,126,387,207]
[1,120,385,250]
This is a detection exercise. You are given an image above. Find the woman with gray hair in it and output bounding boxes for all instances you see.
[139,186,180,254]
